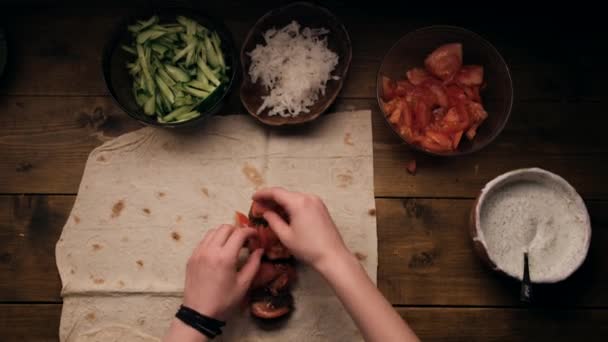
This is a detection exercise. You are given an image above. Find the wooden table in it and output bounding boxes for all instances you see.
[1,2,607,341]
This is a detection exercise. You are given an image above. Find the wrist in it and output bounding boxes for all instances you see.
[166,318,206,342]
[314,246,357,278]
[175,305,226,340]
[183,300,226,322]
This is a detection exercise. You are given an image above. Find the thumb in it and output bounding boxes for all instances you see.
[263,211,292,243]
[238,248,263,288]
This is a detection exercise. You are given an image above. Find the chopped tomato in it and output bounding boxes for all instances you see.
[452,130,464,149]
[465,102,488,140]
[406,159,417,175]
[470,86,481,102]
[253,226,290,260]
[398,125,417,142]
[250,300,290,319]
[466,124,480,140]
[419,135,452,152]
[467,101,488,123]
[395,80,414,96]
[379,43,488,153]
[382,76,397,101]
[426,130,455,150]
[252,263,282,289]
[235,211,250,227]
[445,85,467,106]
[387,102,402,125]
[252,226,278,252]
[426,83,449,108]
[431,106,469,133]
[456,65,484,86]
[413,100,431,129]
[462,86,482,103]
[424,43,463,81]
[268,272,290,295]
[387,99,411,128]
[382,98,397,115]
[409,86,437,107]
[402,100,413,128]
[406,68,431,85]
[243,202,292,260]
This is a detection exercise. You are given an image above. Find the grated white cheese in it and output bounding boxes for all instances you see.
[248,21,339,117]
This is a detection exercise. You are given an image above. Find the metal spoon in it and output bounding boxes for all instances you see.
[520,217,538,303]
[520,252,532,303]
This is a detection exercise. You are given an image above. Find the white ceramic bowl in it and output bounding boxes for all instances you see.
[470,168,591,283]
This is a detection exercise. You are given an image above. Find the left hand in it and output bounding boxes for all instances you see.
[183,224,263,321]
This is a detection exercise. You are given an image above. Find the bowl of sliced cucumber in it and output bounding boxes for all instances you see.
[103,9,238,127]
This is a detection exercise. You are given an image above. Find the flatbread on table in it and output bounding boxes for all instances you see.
[56,111,377,341]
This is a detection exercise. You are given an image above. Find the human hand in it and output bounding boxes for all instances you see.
[183,224,263,321]
[252,187,350,272]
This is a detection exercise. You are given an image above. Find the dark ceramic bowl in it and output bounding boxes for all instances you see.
[377,26,513,156]
[102,9,238,128]
[240,2,352,126]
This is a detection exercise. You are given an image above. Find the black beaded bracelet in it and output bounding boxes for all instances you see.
[175,305,226,339]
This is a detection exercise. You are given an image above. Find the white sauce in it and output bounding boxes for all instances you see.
[479,177,589,282]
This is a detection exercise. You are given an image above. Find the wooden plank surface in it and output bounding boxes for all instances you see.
[0,304,61,342]
[1,96,607,197]
[0,195,70,302]
[2,304,608,342]
[3,195,607,308]
[0,1,606,340]
[378,199,608,307]
[397,307,608,342]
[0,6,602,101]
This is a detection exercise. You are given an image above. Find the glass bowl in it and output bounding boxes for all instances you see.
[102,9,238,128]
[376,25,513,156]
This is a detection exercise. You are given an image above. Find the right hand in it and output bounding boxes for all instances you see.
[252,187,350,271]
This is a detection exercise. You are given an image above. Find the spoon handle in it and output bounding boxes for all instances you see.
[520,252,533,303]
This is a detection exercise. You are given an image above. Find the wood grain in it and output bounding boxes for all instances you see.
[0,3,606,339]
[1,96,606,196]
[0,195,70,302]
[378,198,608,306]
[0,304,61,342]
[398,307,608,342]
[2,304,607,342]
[0,6,601,101]
[3,195,607,307]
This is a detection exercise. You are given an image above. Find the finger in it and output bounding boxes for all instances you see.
[194,228,216,255]
[200,228,216,248]
[208,224,236,246]
[237,248,263,288]
[224,227,257,257]
[264,211,292,243]
[252,187,295,211]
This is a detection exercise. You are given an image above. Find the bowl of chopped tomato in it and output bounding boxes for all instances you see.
[377,26,513,156]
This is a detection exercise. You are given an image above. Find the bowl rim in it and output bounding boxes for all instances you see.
[238,1,352,126]
[376,25,514,156]
[470,167,592,283]
[101,7,238,128]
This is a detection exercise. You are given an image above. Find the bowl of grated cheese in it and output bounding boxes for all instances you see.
[240,2,352,126]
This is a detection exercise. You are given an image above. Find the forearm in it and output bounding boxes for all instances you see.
[318,252,419,342]
[163,318,207,342]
